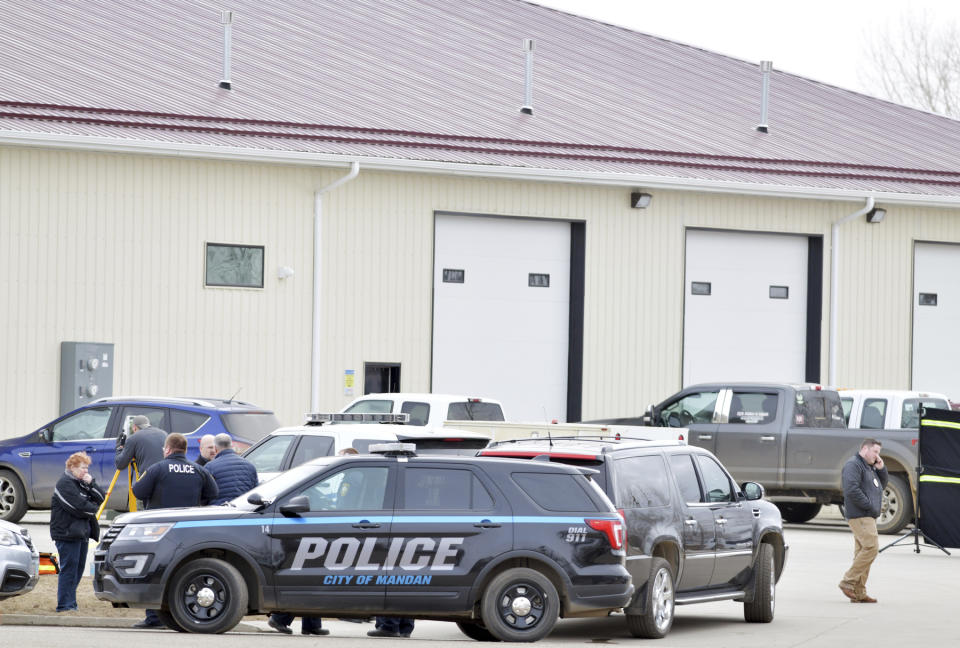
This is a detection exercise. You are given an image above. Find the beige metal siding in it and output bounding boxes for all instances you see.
[4,144,960,438]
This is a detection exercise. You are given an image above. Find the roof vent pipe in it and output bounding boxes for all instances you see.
[521,39,534,115]
[219,11,233,90]
[756,60,772,132]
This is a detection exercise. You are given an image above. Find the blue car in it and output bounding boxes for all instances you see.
[0,397,281,523]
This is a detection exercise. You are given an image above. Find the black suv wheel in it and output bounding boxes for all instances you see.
[744,543,775,623]
[626,557,675,638]
[481,568,559,642]
[166,558,247,634]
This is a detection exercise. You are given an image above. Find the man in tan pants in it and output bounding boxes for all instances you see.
[838,439,888,603]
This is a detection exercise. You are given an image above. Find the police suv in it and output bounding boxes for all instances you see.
[93,444,633,641]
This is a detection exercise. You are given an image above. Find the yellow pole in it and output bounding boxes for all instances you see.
[95,469,122,521]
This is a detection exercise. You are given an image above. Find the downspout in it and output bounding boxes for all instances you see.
[312,162,360,411]
[829,196,874,386]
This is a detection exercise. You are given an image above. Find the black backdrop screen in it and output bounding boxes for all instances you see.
[918,407,960,549]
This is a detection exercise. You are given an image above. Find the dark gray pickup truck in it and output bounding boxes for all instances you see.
[646,383,919,534]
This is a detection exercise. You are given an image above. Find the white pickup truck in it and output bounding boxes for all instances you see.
[838,389,950,430]
[340,393,505,427]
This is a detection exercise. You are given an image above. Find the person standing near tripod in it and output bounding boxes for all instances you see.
[838,438,888,604]
[115,415,167,475]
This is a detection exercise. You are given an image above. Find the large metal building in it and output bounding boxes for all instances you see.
[3,0,960,434]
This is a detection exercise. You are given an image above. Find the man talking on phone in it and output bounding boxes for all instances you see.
[838,438,888,603]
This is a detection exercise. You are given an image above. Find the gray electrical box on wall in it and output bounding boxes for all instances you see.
[60,341,114,414]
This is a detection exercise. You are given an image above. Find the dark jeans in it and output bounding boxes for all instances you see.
[376,616,414,635]
[271,612,323,631]
[54,539,87,612]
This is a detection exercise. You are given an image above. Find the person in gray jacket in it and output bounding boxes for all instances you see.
[838,438,888,604]
[115,415,167,476]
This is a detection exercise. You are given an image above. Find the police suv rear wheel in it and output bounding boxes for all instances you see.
[155,608,187,632]
[167,558,248,634]
[481,568,559,642]
[456,620,501,642]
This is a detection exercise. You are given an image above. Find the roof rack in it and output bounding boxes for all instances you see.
[489,434,667,446]
[91,396,218,407]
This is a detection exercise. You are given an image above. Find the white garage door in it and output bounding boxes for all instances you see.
[433,214,570,422]
[913,242,960,400]
[684,230,808,386]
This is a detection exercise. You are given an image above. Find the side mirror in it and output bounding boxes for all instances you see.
[642,404,655,426]
[246,492,264,506]
[279,495,311,516]
[39,428,52,443]
[741,481,765,501]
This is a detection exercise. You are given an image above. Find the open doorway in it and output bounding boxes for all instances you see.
[364,363,400,394]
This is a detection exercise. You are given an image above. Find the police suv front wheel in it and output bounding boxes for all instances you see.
[480,568,559,642]
[166,557,248,634]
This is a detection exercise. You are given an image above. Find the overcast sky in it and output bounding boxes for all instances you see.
[532,0,960,96]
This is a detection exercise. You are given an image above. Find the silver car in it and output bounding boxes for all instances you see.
[0,518,39,599]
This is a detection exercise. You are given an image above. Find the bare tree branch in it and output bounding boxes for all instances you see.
[861,12,960,117]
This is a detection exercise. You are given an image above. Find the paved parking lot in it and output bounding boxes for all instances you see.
[10,506,958,646]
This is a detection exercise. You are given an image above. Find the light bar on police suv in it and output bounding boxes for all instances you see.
[305,412,411,424]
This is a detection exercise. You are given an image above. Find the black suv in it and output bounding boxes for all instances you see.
[93,444,633,641]
[481,437,787,638]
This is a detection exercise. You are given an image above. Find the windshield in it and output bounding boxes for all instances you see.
[338,400,394,424]
[231,459,337,510]
[222,412,281,442]
[244,435,296,473]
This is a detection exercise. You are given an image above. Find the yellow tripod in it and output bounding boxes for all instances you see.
[95,460,139,521]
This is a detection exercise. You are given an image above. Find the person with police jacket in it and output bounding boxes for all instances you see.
[130,433,218,628]
[206,433,258,505]
[838,438,888,604]
[50,451,104,612]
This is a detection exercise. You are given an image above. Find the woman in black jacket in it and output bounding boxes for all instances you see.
[50,451,104,612]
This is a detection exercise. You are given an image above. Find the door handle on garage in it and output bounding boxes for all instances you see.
[352,520,381,529]
[759,436,776,442]
[474,519,501,528]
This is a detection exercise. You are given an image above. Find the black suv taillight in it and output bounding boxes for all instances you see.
[586,514,625,551]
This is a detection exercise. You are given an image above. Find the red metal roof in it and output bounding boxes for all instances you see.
[2,0,960,196]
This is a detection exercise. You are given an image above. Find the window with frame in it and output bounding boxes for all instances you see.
[659,391,720,427]
[728,391,778,425]
[402,468,494,510]
[696,455,735,503]
[295,466,389,511]
[669,454,703,503]
[205,243,264,288]
[614,455,671,508]
[52,407,114,442]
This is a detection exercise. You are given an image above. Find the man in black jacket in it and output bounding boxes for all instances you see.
[838,438,888,604]
[50,451,104,612]
[130,433,218,627]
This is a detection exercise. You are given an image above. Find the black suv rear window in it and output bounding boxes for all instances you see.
[447,402,505,421]
[512,472,603,512]
[614,455,671,508]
